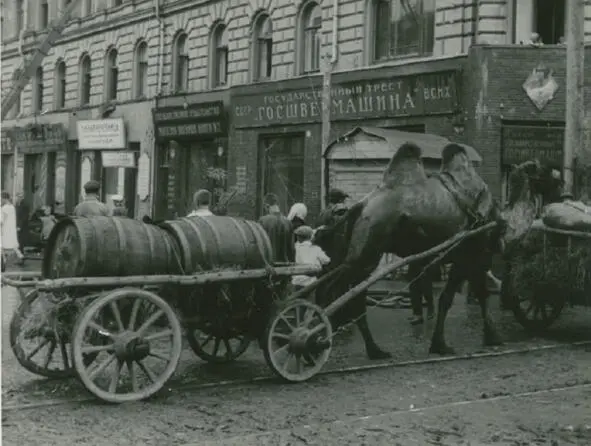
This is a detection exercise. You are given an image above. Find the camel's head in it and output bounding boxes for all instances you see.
[507,160,562,206]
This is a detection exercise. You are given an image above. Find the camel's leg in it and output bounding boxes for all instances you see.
[429,264,464,355]
[471,271,504,347]
[409,263,425,325]
[422,267,435,319]
[355,297,392,360]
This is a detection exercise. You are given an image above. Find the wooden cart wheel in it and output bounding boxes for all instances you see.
[263,299,332,382]
[186,327,251,364]
[509,281,566,332]
[9,289,94,379]
[71,288,182,403]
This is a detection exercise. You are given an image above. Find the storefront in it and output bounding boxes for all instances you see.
[76,118,138,217]
[463,45,591,201]
[6,123,67,214]
[229,58,464,220]
[152,100,228,220]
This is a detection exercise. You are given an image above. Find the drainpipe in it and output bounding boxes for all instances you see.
[154,0,164,95]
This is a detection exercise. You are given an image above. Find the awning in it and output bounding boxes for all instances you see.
[324,127,482,164]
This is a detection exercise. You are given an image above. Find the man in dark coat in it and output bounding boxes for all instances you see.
[317,188,350,228]
[258,193,294,263]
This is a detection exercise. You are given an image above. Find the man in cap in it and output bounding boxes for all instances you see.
[187,189,213,217]
[258,193,294,263]
[111,194,128,217]
[317,188,350,227]
[73,180,111,217]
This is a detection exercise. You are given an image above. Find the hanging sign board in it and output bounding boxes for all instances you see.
[137,153,151,201]
[77,119,126,149]
[102,151,136,168]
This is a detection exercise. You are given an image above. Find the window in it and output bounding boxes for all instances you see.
[210,23,229,87]
[372,0,435,61]
[252,14,273,81]
[16,0,24,35]
[173,33,189,92]
[34,67,44,112]
[55,61,67,109]
[105,48,118,101]
[134,41,148,98]
[40,0,49,29]
[259,135,305,215]
[534,0,566,44]
[79,54,92,105]
[11,70,23,118]
[299,2,322,74]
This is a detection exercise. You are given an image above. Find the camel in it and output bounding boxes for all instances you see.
[313,142,560,358]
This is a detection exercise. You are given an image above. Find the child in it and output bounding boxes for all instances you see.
[291,225,331,290]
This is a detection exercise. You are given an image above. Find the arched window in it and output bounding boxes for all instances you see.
[210,23,229,88]
[251,13,273,81]
[134,41,148,98]
[298,2,322,74]
[55,61,67,109]
[79,54,92,105]
[371,0,435,61]
[105,48,118,101]
[173,32,189,92]
[34,67,44,112]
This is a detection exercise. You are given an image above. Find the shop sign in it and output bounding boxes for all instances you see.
[232,71,459,128]
[6,123,67,154]
[77,118,126,150]
[153,101,226,141]
[502,126,564,166]
[101,151,136,168]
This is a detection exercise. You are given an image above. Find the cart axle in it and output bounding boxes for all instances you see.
[113,332,150,362]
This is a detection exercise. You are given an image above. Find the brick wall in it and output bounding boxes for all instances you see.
[463,44,591,199]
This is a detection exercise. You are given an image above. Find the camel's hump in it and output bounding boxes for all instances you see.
[381,142,427,188]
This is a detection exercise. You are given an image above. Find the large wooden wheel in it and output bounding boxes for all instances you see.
[9,290,94,379]
[186,326,251,364]
[71,288,182,403]
[263,299,332,382]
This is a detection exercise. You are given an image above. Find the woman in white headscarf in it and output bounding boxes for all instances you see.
[287,202,308,232]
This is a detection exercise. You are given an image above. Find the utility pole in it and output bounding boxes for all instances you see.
[563,0,585,197]
[320,66,332,210]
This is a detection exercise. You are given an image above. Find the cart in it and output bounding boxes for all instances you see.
[504,220,591,332]
[3,222,496,403]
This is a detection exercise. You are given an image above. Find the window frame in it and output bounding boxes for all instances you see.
[209,23,229,88]
[134,40,149,99]
[79,54,92,106]
[40,0,49,29]
[370,0,435,63]
[251,13,273,81]
[11,70,23,118]
[54,60,67,110]
[105,48,119,102]
[173,32,189,93]
[298,2,322,74]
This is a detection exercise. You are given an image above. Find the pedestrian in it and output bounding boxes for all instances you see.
[1,191,25,268]
[187,189,214,217]
[73,181,111,217]
[317,188,349,227]
[287,202,308,232]
[291,225,330,291]
[15,192,30,253]
[258,193,294,263]
[111,194,128,217]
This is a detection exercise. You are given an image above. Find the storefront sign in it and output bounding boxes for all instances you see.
[101,151,136,168]
[6,124,67,153]
[153,101,226,141]
[77,119,126,150]
[502,126,564,166]
[232,71,459,128]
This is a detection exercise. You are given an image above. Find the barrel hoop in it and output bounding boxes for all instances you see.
[165,221,193,273]
[243,219,273,267]
[198,216,224,268]
[112,217,128,276]
[225,217,250,265]
[182,217,211,271]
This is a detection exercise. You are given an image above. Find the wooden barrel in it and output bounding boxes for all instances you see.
[42,217,183,279]
[160,216,274,273]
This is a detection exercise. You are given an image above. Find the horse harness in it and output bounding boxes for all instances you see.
[435,171,485,227]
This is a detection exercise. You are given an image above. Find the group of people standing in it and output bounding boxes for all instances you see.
[258,188,351,290]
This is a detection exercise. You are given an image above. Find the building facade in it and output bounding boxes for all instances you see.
[2,0,591,220]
